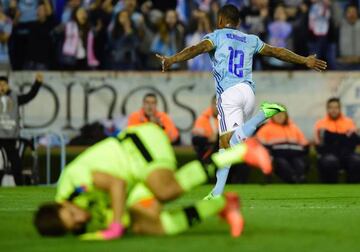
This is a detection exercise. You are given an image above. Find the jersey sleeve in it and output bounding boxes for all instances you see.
[253,35,265,54]
[127,111,141,126]
[256,125,269,145]
[161,113,179,143]
[55,168,94,202]
[202,31,217,49]
[313,120,323,145]
[192,116,207,136]
[348,118,357,131]
[294,124,309,146]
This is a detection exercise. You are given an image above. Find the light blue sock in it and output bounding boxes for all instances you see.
[211,149,230,196]
[211,111,267,196]
[230,111,266,145]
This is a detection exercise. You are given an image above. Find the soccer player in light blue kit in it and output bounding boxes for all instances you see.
[157,4,327,199]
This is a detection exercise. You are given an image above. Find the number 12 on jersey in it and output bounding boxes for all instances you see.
[228,47,244,78]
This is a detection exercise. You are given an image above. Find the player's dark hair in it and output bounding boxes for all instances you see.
[34,203,67,237]
[218,4,240,26]
[327,97,341,107]
[143,93,157,102]
[0,76,8,83]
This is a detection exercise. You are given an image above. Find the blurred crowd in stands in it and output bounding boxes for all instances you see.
[0,0,359,71]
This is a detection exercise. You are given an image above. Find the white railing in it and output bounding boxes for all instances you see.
[20,129,67,185]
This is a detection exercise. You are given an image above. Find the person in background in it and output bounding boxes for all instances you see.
[24,1,55,70]
[0,2,12,70]
[257,110,309,183]
[151,9,185,70]
[185,9,212,71]
[314,97,360,183]
[127,93,180,145]
[0,73,43,185]
[208,0,220,29]
[61,6,100,70]
[307,0,337,69]
[192,96,218,161]
[279,0,304,20]
[338,5,360,70]
[264,5,293,69]
[60,0,81,23]
[95,0,146,69]
[85,0,113,69]
[112,0,144,29]
[105,10,139,70]
[291,1,309,64]
[0,0,10,13]
[176,0,199,25]
[8,0,40,70]
[240,0,269,37]
[239,0,269,69]
[136,2,160,70]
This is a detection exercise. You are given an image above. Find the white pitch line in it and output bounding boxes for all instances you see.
[0,208,35,211]
[1,205,359,212]
[248,205,360,209]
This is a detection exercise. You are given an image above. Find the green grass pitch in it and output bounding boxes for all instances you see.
[1,185,359,252]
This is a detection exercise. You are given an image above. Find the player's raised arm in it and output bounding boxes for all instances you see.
[259,44,327,72]
[156,39,214,72]
[92,172,127,239]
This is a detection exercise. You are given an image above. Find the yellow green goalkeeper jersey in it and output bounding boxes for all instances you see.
[55,123,177,203]
[72,190,113,233]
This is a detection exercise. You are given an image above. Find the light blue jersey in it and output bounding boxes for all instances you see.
[203,28,265,95]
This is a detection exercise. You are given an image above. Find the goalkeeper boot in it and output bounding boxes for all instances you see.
[243,138,272,175]
[219,192,244,237]
[260,102,286,119]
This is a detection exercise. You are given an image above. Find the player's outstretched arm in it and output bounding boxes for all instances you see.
[259,44,327,71]
[156,40,214,72]
[92,172,127,239]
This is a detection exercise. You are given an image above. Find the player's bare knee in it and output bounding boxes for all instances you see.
[130,203,164,235]
[152,184,180,202]
[220,132,233,149]
[146,170,182,202]
[131,217,164,235]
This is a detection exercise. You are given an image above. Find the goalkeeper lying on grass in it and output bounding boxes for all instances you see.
[34,123,272,239]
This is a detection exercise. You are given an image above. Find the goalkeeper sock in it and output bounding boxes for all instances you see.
[210,112,265,196]
[175,143,248,193]
[160,196,226,235]
[230,111,266,145]
[208,143,248,196]
[211,149,230,196]
[210,143,247,168]
[175,160,208,192]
